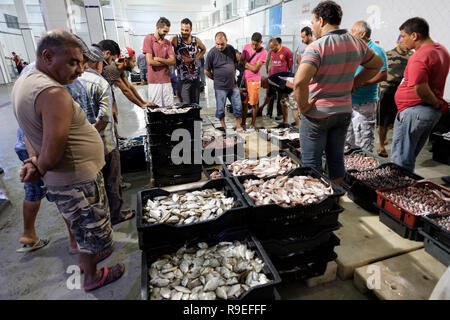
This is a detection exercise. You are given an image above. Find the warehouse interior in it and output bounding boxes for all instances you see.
[0,0,449,301]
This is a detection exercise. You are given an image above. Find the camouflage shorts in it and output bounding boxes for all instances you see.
[280,92,298,110]
[46,172,113,254]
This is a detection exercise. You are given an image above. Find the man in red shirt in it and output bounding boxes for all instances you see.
[391,17,449,172]
[143,17,176,107]
[12,52,23,74]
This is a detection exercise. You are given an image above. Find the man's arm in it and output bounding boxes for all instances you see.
[287,50,294,71]
[195,38,207,61]
[114,78,147,109]
[359,70,387,86]
[414,82,446,108]
[354,54,384,89]
[245,60,264,73]
[122,75,147,105]
[155,55,176,66]
[24,136,36,157]
[266,53,271,74]
[170,36,178,50]
[204,69,214,80]
[146,53,165,67]
[33,87,73,176]
[297,54,302,66]
[294,63,318,114]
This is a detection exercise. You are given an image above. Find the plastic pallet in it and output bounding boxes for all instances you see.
[377,204,423,241]
[419,230,450,266]
[141,228,281,300]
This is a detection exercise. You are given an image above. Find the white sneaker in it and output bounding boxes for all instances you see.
[245,126,255,133]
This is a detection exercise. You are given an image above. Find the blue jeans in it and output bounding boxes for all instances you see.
[391,105,441,172]
[300,113,352,180]
[215,88,242,119]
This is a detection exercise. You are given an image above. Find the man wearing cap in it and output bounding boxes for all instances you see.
[103,47,153,109]
[76,46,136,225]
[143,17,176,107]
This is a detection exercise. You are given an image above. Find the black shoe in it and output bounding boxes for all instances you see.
[275,116,283,121]
[0,167,3,174]
[290,122,297,126]
[276,123,290,129]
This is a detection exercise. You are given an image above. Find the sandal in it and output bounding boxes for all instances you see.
[84,263,125,292]
[16,238,49,253]
[112,209,136,226]
[377,150,388,158]
[78,247,114,273]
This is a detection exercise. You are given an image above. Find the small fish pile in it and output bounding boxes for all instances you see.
[118,137,143,151]
[204,137,237,149]
[344,153,379,171]
[148,106,193,114]
[148,241,271,300]
[244,175,334,207]
[228,155,299,178]
[209,170,222,179]
[350,166,417,189]
[432,216,450,231]
[380,185,450,216]
[261,128,299,141]
[143,189,234,225]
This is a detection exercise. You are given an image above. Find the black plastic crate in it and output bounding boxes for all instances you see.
[421,213,450,247]
[287,140,301,159]
[276,252,337,281]
[223,149,302,178]
[377,204,423,241]
[253,202,344,240]
[344,143,362,155]
[145,104,202,125]
[344,162,424,213]
[259,127,300,149]
[150,140,203,165]
[153,171,202,187]
[140,228,281,300]
[419,230,450,266]
[203,168,224,180]
[261,225,340,258]
[119,137,147,173]
[137,178,249,249]
[432,133,450,165]
[146,117,201,137]
[152,163,203,176]
[233,167,345,226]
[202,134,246,165]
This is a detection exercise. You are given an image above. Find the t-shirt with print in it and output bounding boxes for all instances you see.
[241,43,267,82]
[352,40,388,104]
[269,46,294,75]
[143,34,174,84]
[395,43,450,113]
[204,44,238,90]
[301,29,375,119]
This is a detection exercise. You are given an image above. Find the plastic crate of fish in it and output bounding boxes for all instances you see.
[152,163,203,177]
[137,178,249,249]
[419,230,450,266]
[259,127,299,149]
[344,143,362,155]
[377,204,423,241]
[140,228,281,300]
[150,140,203,165]
[203,168,224,180]
[376,181,450,228]
[432,132,450,165]
[287,140,301,159]
[147,118,201,140]
[119,136,148,173]
[344,162,424,213]
[252,201,344,240]
[223,150,302,179]
[344,149,389,172]
[202,134,246,165]
[152,171,202,188]
[260,225,340,258]
[420,213,450,248]
[145,104,202,125]
[233,167,345,229]
[269,233,340,269]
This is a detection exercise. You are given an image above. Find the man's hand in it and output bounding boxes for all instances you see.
[20,162,40,183]
[299,97,318,115]
[142,102,156,109]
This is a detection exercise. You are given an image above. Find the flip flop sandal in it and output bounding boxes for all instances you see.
[16,238,49,253]
[84,263,125,292]
[112,209,136,226]
[78,247,114,273]
[377,150,388,158]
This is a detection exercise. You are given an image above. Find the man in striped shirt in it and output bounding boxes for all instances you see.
[294,0,383,184]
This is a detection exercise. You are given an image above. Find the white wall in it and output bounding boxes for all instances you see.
[196,0,450,99]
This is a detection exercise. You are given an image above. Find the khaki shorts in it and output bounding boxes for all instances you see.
[246,81,261,106]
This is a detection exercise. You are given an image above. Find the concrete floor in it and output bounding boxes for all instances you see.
[0,78,448,300]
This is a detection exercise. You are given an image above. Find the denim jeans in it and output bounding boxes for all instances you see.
[391,104,442,172]
[215,87,243,119]
[181,78,200,104]
[300,113,352,180]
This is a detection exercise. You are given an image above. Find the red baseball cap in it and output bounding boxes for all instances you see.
[118,47,135,59]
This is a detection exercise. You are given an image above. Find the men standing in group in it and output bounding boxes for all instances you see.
[143,17,176,107]
[170,18,206,104]
[294,0,383,185]
[12,30,124,291]
[347,21,388,153]
[240,32,267,131]
[294,27,314,73]
[205,32,244,132]
[377,36,411,157]
[392,17,449,172]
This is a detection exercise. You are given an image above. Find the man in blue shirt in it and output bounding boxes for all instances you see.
[347,21,388,153]
[137,50,147,85]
